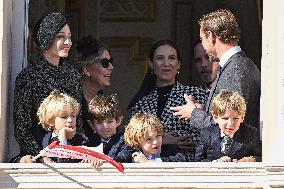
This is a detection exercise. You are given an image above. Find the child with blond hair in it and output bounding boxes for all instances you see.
[195,90,262,162]
[36,90,86,163]
[13,90,102,168]
[124,113,165,162]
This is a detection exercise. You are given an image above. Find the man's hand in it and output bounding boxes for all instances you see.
[170,94,198,120]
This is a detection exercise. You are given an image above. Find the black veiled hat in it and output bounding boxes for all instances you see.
[33,12,68,50]
[77,35,105,60]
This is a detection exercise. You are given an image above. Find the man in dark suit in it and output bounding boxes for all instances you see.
[171,9,260,131]
[194,90,261,162]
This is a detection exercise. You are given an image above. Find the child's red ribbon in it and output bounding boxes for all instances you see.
[39,141,125,174]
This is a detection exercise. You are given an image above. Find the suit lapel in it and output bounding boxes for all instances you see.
[205,52,244,112]
[222,51,245,71]
[210,126,222,158]
[42,132,52,148]
[228,140,242,158]
[228,126,245,158]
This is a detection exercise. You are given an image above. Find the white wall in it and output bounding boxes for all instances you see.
[7,0,28,160]
[262,0,284,162]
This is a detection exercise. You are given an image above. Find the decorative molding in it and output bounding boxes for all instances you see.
[100,37,153,73]
[172,0,194,84]
[65,0,84,41]
[100,0,155,22]
[100,37,153,61]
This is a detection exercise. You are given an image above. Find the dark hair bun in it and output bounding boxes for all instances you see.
[77,35,102,60]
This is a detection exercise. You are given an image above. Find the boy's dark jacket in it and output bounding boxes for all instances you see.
[195,123,262,162]
[10,130,133,163]
[9,132,86,163]
[42,132,87,163]
[42,131,133,163]
[86,130,133,163]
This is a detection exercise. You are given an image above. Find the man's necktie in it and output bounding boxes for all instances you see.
[221,136,233,155]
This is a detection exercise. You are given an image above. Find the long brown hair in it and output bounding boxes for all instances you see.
[127,39,181,110]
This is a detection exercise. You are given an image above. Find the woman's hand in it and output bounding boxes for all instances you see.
[170,94,198,120]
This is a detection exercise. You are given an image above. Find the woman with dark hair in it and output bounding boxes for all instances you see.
[13,12,82,159]
[76,36,114,141]
[127,39,206,162]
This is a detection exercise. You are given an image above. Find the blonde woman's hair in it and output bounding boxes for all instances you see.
[212,90,246,117]
[124,113,164,149]
[88,94,122,123]
[37,90,80,131]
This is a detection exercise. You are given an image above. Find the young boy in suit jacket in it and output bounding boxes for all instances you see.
[87,94,133,163]
[195,90,262,162]
[13,90,102,169]
[37,90,88,163]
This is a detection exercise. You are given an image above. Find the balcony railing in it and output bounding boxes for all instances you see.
[1,162,284,188]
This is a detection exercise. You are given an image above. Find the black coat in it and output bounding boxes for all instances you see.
[13,57,82,155]
[87,131,133,163]
[42,132,87,163]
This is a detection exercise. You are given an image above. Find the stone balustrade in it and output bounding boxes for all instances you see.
[0,162,283,188]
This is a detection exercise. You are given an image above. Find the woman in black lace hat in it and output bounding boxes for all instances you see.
[13,12,82,161]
